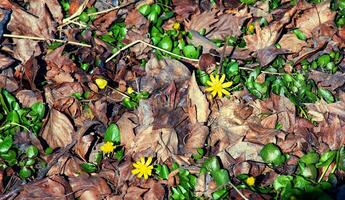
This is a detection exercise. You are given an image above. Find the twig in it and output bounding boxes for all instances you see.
[0,122,31,133]
[105,40,284,76]
[3,34,91,47]
[229,181,249,200]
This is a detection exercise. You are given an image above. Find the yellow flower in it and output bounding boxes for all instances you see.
[248,23,255,34]
[205,74,233,98]
[95,78,108,89]
[131,157,154,179]
[100,142,116,153]
[173,22,180,31]
[245,176,256,186]
[127,87,135,94]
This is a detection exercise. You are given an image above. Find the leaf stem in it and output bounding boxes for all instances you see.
[2,34,91,47]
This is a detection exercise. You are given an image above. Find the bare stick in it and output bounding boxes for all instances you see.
[3,34,91,47]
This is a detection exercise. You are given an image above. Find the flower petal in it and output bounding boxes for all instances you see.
[144,174,149,180]
[220,74,226,83]
[131,169,139,175]
[222,81,233,88]
[215,74,220,83]
[146,157,153,166]
[133,163,140,168]
[140,157,145,164]
[211,90,217,97]
[222,89,230,96]
[205,86,214,92]
[210,74,216,83]
[206,80,214,86]
[138,172,143,178]
[218,90,223,98]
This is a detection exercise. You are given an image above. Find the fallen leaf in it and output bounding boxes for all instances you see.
[206,12,249,40]
[0,53,14,70]
[184,123,209,155]
[278,33,308,53]
[16,90,43,107]
[188,72,210,123]
[295,1,336,38]
[42,109,74,149]
[124,186,148,200]
[185,10,218,34]
[0,74,18,92]
[173,0,199,20]
[16,175,73,200]
[116,112,138,150]
[309,70,345,91]
[257,45,290,66]
[69,174,112,200]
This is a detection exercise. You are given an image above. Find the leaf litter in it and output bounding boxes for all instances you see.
[0,0,344,199]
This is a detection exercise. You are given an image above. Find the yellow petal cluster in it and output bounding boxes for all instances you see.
[95,78,108,89]
[131,157,154,180]
[245,176,256,186]
[100,142,115,153]
[205,74,233,98]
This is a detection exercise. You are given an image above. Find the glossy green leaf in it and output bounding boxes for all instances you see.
[211,169,230,187]
[0,136,12,153]
[203,156,220,173]
[299,151,319,165]
[293,29,307,41]
[26,145,39,158]
[316,150,336,168]
[260,143,286,166]
[212,188,228,200]
[104,123,121,143]
[273,175,293,191]
[80,163,98,173]
[19,167,32,179]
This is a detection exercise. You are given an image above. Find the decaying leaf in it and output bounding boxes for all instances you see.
[309,70,345,91]
[188,72,210,123]
[295,1,336,38]
[42,109,74,149]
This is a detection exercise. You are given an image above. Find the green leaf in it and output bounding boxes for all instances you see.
[260,143,286,166]
[338,147,345,171]
[299,164,317,180]
[138,4,151,16]
[104,123,121,143]
[293,175,311,190]
[273,175,293,191]
[293,29,307,41]
[203,156,220,173]
[30,102,45,119]
[299,151,319,165]
[80,163,98,173]
[317,54,331,68]
[211,169,230,187]
[6,111,19,123]
[318,88,335,103]
[316,150,336,168]
[156,164,170,180]
[19,167,32,179]
[212,188,228,200]
[26,145,39,158]
[0,136,12,153]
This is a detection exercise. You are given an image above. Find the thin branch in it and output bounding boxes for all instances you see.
[105,40,284,75]
[3,34,91,47]
[229,181,249,200]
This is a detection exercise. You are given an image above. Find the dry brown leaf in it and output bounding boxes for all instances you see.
[206,12,249,40]
[278,33,308,53]
[226,141,263,161]
[209,98,250,152]
[173,0,199,20]
[185,10,218,34]
[42,109,74,149]
[125,9,147,28]
[184,123,209,155]
[69,175,111,200]
[116,112,138,150]
[47,155,82,177]
[188,72,210,123]
[16,90,43,107]
[16,175,73,200]
[244,6,297,51]
[296,1,336,38]
[142,180,165,200]
[124,186,148,200]
[140,57,191,92]
[0,74,18,92]
[156,128,178,163]
[309,70,345,91]
[0,53,14,70]
[93,10,117,32]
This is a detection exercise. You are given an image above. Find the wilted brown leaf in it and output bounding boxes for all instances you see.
[42,109,74,149]
[185,10,218,34]
[16,175,73,200]
[278,33,308,53]
[0,53,14,69]
[206,12,249,40]
[309,70,345,91]
[188,72,210,123]
[184,123,209,155]
[16,90,43,107]
[173,0,199,20]
[295,1,336,38]
[69,174,111,200]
